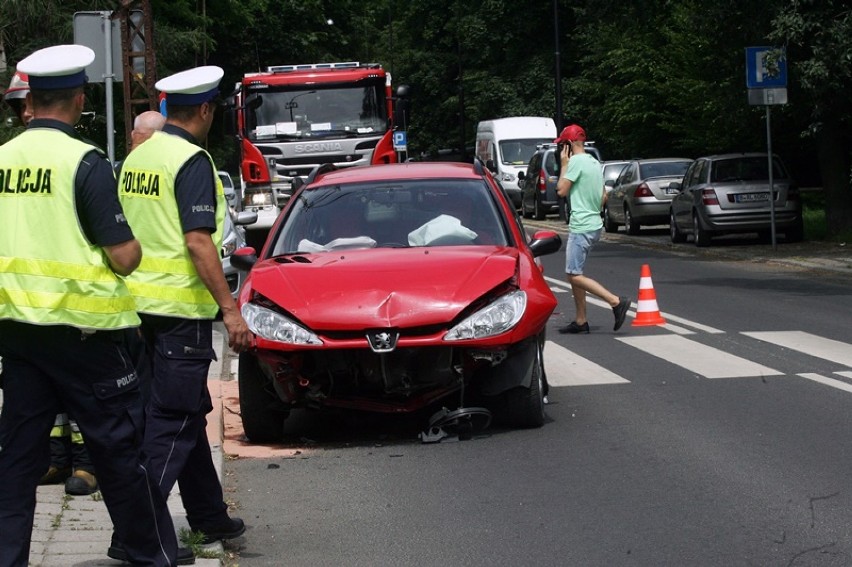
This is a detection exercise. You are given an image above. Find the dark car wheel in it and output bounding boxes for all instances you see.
[670,209,687,243]
[625,206,640,235]
[238,352,289,443]
[693,211,711,247]
[501,340,546,428]
[603,204,618,233]
[533,195,546,220]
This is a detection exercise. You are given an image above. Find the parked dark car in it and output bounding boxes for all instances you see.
[604,158,693,234]
[519,143,561,221]
[231,161,563,442]
[669,153,803,246]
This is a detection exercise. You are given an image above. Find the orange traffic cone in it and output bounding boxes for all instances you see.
[632,264,666,327]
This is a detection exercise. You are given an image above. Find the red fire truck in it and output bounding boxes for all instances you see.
[227,62,409,236]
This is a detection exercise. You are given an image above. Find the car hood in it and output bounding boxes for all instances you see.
[247,247,520,329]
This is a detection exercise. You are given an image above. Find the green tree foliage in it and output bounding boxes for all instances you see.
[1,0,849,236]
[770,0,852,235]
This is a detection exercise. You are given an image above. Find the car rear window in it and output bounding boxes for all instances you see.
[639,161,691,179]
[711,157,788,182]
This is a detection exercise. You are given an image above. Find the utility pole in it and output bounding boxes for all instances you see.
[115,0,158,154]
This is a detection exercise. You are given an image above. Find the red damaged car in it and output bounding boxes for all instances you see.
[231,161,562,442]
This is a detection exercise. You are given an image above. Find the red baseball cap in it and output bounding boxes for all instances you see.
[554,124,586,144]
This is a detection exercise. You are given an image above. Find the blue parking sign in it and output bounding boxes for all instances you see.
[746,47,787,89]
[393,130,407,150]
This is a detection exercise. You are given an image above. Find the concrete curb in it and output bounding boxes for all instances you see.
[26,330,229,566]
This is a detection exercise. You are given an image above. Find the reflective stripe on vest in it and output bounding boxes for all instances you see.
[119,130,225,319]
[0,128,140,330]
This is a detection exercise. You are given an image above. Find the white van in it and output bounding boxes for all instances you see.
[475,117,557,208]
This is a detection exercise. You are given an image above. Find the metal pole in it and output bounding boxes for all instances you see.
[766,105,776,250]
[553,0,563,130]
[102,11,115,163]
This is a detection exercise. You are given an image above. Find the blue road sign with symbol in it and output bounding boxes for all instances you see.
[746,47,787,89]
[393,131,407,150]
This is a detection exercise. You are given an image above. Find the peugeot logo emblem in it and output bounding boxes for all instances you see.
[367,330,399,353]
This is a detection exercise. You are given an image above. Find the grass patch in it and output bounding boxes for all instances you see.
[178,527,224,559]
[798,189,852,242]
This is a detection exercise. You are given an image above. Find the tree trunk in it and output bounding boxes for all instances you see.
[817,118,852,237]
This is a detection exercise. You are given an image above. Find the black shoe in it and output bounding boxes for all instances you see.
[613,297,631,331]
[107,543,195,565]
[193,516,246,544]
[557,321,590,334]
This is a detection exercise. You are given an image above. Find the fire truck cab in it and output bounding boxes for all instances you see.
[226,62,408,243]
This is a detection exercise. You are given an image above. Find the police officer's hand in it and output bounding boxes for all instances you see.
[222,308,252,353]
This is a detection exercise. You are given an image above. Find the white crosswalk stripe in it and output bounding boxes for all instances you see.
[616,335,783,379]
[742,331,852,368]
[798,373,852,394]
[544,341,629,386]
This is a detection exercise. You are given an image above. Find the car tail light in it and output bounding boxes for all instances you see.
[787,185,800,200]
[537,170,546,193]
[701,189,719,205]
[634,183,653,198]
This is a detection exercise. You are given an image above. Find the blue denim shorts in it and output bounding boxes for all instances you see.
[565,229,602,275]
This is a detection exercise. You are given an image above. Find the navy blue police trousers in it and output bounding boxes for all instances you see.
[0,321,178,567]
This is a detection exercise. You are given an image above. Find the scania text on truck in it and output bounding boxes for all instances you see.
[226,62,409,242]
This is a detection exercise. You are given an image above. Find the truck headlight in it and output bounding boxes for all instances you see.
[444,290,526,341]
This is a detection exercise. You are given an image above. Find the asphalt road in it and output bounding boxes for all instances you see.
[222,226,852,567]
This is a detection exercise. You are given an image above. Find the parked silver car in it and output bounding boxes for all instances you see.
[221,209,258,298]
[604,158,692,234]
[601,160,631,195]
[668,153,803,246]
[218,170,241,212]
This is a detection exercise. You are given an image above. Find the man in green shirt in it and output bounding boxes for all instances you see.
[555,124,631,334]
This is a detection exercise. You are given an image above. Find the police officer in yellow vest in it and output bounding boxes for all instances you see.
[116,65,251,551]
[0,44,180,567]
[3,70,100,497]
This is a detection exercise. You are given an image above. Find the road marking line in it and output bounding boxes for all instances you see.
[544,341,630,386]
[837,371,852,379]
[743,331,852,368]
[799,373,852,394]
[616,335,783,379]
[545,275,720,335]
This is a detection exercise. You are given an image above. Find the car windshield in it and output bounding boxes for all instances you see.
[271,178,509,254]
[639,161,691,179]
[245,80,387,140]
[711,156,788,182]
[499,139,552,166]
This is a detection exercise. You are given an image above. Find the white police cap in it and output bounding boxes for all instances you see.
[17,45,95,90]
[156,66,224,106]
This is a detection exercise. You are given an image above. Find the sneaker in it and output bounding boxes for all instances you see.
[613,297,631,331]
[557,321,590,334]
[192,516,246,544]
[107,542,195,565]
[65,469,98,496]
[39,465,71,485]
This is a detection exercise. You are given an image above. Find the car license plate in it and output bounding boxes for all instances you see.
[735,192,769,203]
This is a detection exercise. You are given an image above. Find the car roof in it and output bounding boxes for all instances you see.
[634,157,692,163]
[697,152,775,160]
[310,162,485,188]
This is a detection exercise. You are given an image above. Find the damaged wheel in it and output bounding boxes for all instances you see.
[502,340,546,428]
[238,352,289,443]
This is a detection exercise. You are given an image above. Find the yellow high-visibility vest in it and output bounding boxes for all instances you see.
[0,128,140,330]
[119,130,225,319]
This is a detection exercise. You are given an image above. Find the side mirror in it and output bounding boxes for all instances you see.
[605,179,615,187]
[668,181,682,192]
[234,211,258,226]
[230,247,258,271]
[528,230,562,258]
[485,159,497,174]
[517,171,525,181]
[291,177,305,192]
[393,84,411,130]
